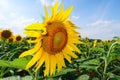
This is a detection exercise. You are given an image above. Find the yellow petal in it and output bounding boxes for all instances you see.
[50,55,56,75]
[65,21,79,29]
[25,48,42,70]
[44,6,49,21]
[44,53,50,76]
[69,44,80,53]
[27,37,42,43]
[51,2,59,20]
[25,23,44,30]
[54,2,59,14]
[68,51,78,58]
[27,40,38,43]
[24,31,41,37]
[35,54,45,72]
[63,53,72,63]
[19,41,41,58]
[41,27,47,35]
[55,53,66,72]
[25,23,47,35]
[66,45,78,58]
[59,4,64,14]
[54,4,64,21]
[35,60,45,72]
[61,6,73,21]
[68,38,83,44]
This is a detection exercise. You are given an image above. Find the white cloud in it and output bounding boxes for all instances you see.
[79,20,120,40]
[87,20,112,27]
[72,16,80,19]
[0,0,10,10]
[39,0,62,6]
[9,16,35,27]
[0,13,36,36]
[0,13,6,21]
[0,0,37,36]
[10,17,36,35]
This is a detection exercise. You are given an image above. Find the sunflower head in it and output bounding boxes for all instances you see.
[1,29,13,39]
[19,2,82,76]
[15,35,22,42]
[8,36,14,42]
[42,22,68,54]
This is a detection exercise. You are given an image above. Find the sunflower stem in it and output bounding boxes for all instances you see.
[0,46,23,59]
[34,70,39,80]
[27,70,34,80]
[1,39,6,51]
[103,41,120,79]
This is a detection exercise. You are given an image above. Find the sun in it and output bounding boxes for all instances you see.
[19,2,82,76]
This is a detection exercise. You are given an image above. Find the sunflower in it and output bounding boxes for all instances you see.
[85,36,89,43]
[8,36,15,42]
[15,35,22,42]
[93,40,97,47]
[0,29,13,39]
[19,2,82,76]
[25,36,30,40]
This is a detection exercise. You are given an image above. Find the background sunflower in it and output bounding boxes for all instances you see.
[15,35,22,42]
[0,29,13,39]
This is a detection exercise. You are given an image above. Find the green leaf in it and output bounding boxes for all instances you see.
[0,76,32,80]
[78,59,100,71]
[75,57,86,62]
[92,78,100,80]
[82,59,100,65]
[0,60,11,67]
[53,68,76,77]
[0,76,20,80]
[0,56,31,69]
[79,65,98,70]
[108,72,120,80]
[76,57,100,66]
[21,76,32,80]
[76,74,89,80]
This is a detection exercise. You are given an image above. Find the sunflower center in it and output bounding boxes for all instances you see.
[54,32,63,45]
[16,36,22,41]
[43,22,68,55]
[9,38,13,42]
[1,30,12,39]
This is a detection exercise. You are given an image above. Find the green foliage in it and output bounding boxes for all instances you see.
[76,74,89,80]
[0,38,120,80]
[0,56,31,69]
[0,76,32,80]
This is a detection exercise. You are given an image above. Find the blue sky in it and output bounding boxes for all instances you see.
[0,0,120,40]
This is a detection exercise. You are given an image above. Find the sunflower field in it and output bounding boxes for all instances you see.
[0,29,120,80]
[0,2,120,80]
